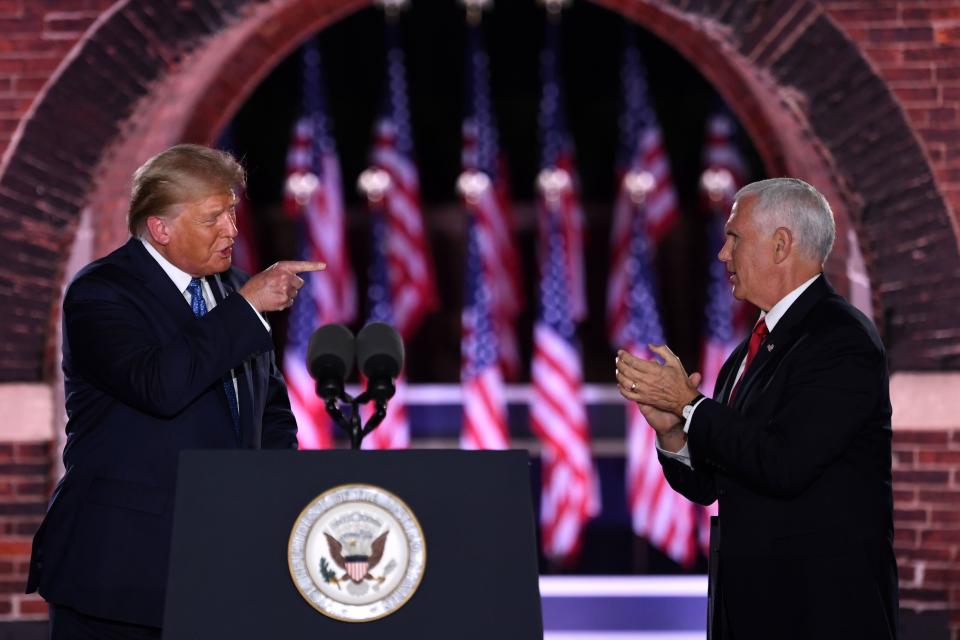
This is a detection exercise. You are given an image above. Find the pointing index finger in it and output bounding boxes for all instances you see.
[277,260,327,274]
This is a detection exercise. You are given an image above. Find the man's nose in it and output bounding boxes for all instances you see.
[221,214,238,237]
[718,239,731,262]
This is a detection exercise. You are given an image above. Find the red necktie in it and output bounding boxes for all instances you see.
[729,318,769,402]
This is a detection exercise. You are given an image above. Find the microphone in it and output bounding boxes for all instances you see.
[356,322,404,402]
[306,324,355,401]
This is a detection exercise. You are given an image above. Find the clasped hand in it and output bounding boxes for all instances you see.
[615,344,702,438]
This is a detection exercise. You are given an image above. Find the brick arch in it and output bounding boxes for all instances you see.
[0,0,958,384]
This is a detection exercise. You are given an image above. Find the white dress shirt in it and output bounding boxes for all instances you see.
[658,274,822,468]
[140,238,269,399]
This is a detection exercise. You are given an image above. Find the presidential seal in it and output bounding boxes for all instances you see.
[288,484,426,622]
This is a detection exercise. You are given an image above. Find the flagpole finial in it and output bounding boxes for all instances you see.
[538,0,571,17]
[457,170,491,204]
[358,167,392,204]
[700,167,736,205]
[375,0,409,20]
[461,0,492,25]
[537,167,571,205]
[624,170,655,205]
[286,171,320,207]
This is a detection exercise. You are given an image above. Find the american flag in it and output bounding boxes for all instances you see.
[619,180,697,568]
[282,38,355,449]
[607,25,680,347]
[215,128,259,276]
[361,197,410,450]
[697,105,749,554]
[530,175,599,564]
[537,16,587,322]
[460,209,509,451]
[369,19,438,339]
[462,19,523,380]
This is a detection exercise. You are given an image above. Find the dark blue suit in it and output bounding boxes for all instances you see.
[659,277,898,639]
[27,238,298,627]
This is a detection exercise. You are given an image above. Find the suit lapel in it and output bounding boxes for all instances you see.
[126,238,195,324]
[716,338,749,405]
[209,272,259,448]
[730,276,832,409]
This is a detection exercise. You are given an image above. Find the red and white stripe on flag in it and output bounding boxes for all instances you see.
[461,366,509,451]
[625,347,697,568]
[372,121,438,340]
[361,374,410,450]
[286,357,333,450]
[530,324,599,561]
[472,187,523,380]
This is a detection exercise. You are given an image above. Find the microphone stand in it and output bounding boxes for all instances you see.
[321,383,393,450]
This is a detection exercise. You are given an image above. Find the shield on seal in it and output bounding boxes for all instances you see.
[345,559,369,582]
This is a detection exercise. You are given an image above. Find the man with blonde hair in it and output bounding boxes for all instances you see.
[27,144,326,638]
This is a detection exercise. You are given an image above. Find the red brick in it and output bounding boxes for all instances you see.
[919,450,960,465]
[921,529,960,545]
[0,561,12,575]
[895,431,950,445]
[868,27,934,44]
[896,546,954,562]
[884,66,936,84]
[894,86,940,104]
[827,7,899,23]
[894,469,951,484]
[895,507,929,522]
[44,15,97,35]
[936,28,960,46]
[864,47,902,64]
[926,567,960,585]
[904,46,960,63]
[17,597,46,615]
[899,563,916,582]
[900,587,949,601]
[896,527,919,545]
[0,541,31,555]
[13,443,47,461]
[894,488,917,503]
[933,509,960,525]
[13,481,45,497]
[902,8,960,22]
[0,597,10,615]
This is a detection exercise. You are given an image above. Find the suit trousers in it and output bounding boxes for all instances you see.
[49,604,161,640]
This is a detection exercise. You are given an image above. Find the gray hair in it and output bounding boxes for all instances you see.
[734,178,835,262]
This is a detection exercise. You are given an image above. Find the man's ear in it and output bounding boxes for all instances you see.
[773,226,793,264]
[145,216,171,246]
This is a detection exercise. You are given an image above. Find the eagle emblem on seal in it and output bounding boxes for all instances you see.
[323,530,390,586]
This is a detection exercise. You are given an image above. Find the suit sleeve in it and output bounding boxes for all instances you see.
[658,451,718,506]
[64,274,274,418]
[259,351,299,449]
[686,324,885,498]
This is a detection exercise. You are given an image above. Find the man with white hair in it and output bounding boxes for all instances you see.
[616,178,898,639]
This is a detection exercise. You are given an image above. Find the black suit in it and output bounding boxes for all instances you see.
[27,238,298,628]
[660,276,898,639]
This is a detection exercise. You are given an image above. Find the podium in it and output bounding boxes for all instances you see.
[163,449,543,639]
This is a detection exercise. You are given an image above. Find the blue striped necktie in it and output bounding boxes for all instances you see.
[186,277,241,442]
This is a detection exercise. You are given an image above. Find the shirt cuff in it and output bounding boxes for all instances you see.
[656,440,693,469]
[682,395,708,433]
[242,296,271,333]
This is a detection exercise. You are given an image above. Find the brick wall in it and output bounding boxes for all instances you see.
[0,443,49,620]
[894,429,960,638]
[822,2,960,221]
